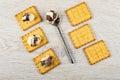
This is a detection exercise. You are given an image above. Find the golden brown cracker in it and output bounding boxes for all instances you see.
[66,2,92,26]
[21,27,48,52]
[15,6,42,31]
[33,48,60,74]
[84,40,111,65]
[69,24,95,48]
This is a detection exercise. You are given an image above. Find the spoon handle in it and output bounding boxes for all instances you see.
[57,26,75,63]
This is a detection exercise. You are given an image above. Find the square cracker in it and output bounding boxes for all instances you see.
[66,2,92,26]
[84,40,111,65]
[33,48,60,74]
[69,24,95,48]
[15,6,42,31]
[21,27,48,52]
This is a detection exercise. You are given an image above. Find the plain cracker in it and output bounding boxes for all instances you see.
[66,2,92,26]
[84,40,110,65]
[69,24,95,48]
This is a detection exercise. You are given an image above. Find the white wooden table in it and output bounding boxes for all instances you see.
[0,0,120,80]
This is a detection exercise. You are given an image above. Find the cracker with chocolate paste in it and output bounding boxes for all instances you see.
[15,6,42,31]
[33,48,60,74]
[21,27,48,52]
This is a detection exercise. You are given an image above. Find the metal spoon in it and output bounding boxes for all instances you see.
[46,10,75,63]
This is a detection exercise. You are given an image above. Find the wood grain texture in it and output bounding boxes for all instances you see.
[0,0,120,80]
